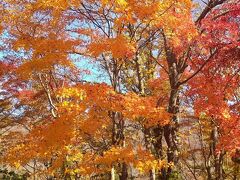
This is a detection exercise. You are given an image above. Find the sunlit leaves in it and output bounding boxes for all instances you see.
[88,35,135,59]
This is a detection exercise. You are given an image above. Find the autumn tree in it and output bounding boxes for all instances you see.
[0,0,239,179]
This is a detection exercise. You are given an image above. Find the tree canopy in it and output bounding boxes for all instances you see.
[0,0,239,179]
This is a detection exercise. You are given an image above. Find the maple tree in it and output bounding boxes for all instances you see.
[0,0,239,179]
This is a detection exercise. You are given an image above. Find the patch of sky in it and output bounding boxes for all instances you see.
[69,53,110,84]
[0,30,29,62]
[66,16,111,84]
[192,0,208,20]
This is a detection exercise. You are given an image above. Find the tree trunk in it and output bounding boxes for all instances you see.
[152,126,163,159]
[164,88,180,179]
[111,166,115,180]
[150,168,156,180]
[111,112,128,179]
[210,123,225,180]
[120,162,128,180]
[151,126,166,179]
[164,43,181,178]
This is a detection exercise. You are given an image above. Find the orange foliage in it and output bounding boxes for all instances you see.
[1,0,239,178]
[88,35,135,59]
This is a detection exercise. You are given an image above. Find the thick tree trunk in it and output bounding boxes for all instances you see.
[163,35,181,178]
[164,94,180,179]
[152,126,163,159]
[165,89,180,164]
